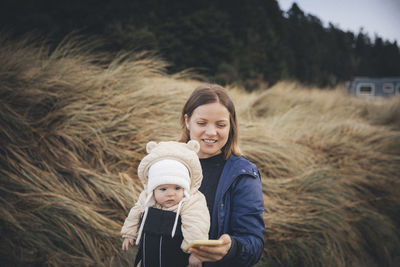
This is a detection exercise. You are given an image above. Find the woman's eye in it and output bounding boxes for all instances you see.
[217,124,226,128]
[197,122,206,126]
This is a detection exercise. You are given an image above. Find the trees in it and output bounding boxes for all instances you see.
[1,0,399,88]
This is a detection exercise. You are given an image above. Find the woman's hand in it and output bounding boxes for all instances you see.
[122,237,134,251]
[188,254,202,267]
[188,234,231,262]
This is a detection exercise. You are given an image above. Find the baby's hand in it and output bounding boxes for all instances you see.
[122,238,134,251]
[188,254,202,267]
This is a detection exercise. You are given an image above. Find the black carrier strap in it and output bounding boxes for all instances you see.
[135,208,189,267]
[143,207,179,234]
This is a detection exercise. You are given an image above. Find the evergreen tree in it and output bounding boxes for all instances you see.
[0,0,399,88]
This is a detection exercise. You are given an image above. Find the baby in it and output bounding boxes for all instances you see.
[121,140,210,267]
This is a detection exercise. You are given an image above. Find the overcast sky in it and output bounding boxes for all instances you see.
[278,0,400,43]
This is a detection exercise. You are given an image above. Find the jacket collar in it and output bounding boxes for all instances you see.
[216,154,258,197]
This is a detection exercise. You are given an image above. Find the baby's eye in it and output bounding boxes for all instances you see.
[175,186,182,190]
[159,188,167,191]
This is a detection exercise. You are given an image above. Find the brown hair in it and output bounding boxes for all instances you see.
[179,84,240,159]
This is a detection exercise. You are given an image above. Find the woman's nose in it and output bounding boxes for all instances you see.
[205,125,217,135]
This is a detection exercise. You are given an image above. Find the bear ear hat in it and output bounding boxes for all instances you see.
[146,141,158,153]
[187,140,200,153]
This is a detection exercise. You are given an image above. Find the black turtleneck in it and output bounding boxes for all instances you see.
[199,153,241,263]
[199,153,226,216]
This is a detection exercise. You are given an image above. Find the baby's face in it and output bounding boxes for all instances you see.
[154,184,184,208]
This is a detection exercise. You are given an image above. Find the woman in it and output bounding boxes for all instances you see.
[179,84,265,267]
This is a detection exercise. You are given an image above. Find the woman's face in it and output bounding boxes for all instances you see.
[185,102,230,159]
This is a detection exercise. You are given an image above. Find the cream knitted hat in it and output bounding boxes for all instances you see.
[147,159,191,197]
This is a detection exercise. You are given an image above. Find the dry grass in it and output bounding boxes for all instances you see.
[242,83,400,266]
[1,35,399,267]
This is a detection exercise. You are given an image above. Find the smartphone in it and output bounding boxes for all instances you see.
[184,240,223,252]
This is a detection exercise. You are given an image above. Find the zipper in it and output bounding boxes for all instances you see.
[159,235,163,267]
[143,233,146,267]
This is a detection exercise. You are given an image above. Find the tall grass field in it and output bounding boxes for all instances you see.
[1,35,399,267]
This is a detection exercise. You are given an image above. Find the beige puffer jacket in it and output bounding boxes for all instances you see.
[121,140,210,251]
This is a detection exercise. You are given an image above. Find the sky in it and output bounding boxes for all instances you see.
[278,0,400,43]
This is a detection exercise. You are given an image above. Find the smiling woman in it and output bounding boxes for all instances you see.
[184,102,230,159]
[180,84,241,160]
[179,84,265,267]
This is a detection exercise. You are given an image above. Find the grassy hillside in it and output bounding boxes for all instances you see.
[1,35,399,267]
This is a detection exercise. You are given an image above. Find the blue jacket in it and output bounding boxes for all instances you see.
[206,154,265,267]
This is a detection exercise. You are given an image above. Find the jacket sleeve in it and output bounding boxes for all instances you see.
[120,190,146,239]
[180,191,210,250]
[227,173,265,266]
